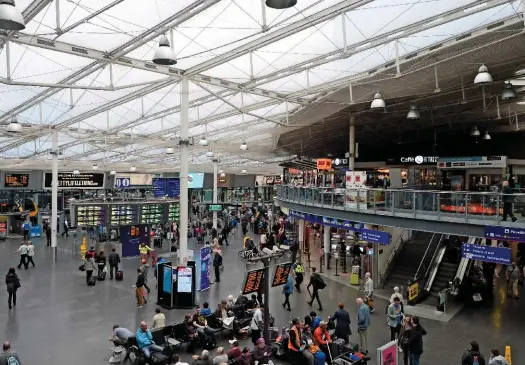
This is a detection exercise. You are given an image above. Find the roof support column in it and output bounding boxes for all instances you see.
[349,114,356,170]
[523,0,525,27]
[51,129,58,262]
[178,75,190,265]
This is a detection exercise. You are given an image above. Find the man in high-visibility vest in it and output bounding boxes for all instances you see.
[288,318,303,364]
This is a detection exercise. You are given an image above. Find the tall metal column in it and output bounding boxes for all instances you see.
[298,219,304,254]
[349,114,355,170]
[323,225,330,269]
[51,130,59,262]
[212,158,218,230]
[179,76,189,265]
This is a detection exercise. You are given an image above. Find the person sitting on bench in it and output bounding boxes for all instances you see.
[110,325,133,346]
[136,321,164,359]
[192,307,217,342]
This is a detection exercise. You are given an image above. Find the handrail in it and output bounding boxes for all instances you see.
[414,233,436,280]
[451,237,481,295]
[423,234,448,292]
[379,231,407,289]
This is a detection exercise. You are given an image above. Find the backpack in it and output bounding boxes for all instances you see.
[472,355,479,365]
[7,355,20,365]
[313,274,326,289]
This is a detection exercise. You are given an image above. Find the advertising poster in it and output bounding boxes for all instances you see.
[345,171,367,210]
[163,266,173,294]
[199,247,211,291]
[177,267,193,293]
[377,340,398,365]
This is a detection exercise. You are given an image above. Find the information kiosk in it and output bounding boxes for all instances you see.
[157,261,196,309]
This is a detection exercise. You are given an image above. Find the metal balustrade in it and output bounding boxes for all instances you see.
[275,185,525,226]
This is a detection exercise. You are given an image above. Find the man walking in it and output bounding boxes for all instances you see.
[0,341,21,365]
[307,267,325,311]
[356,297,371,354]
[15,242,28,270]
[108,248,120,280]
[502,181,517,222]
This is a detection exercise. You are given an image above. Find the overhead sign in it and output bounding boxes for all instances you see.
[115,173,153,187]
[115,177,131,188]
[332,158,349,166]
[386,156,439,165]
[316,158,332,170]
[152,178,180,198]
[361,229,391,245]
[438,156,507,169]
[484,226,525,243]
[207,204,223,212]
[271,262,292,287]
[462,243,511,265]
[242,268,265,295]
[4,173,29,188]
[43,173,105,189]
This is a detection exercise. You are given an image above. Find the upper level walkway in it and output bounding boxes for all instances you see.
[275,186,525,237]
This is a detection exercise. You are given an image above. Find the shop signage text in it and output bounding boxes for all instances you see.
[316,158,332,170]
[43,173,105,189]
[438,156,507,169]
[387,156,439,165]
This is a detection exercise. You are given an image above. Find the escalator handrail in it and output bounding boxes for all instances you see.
[379,231,407,289]
[423,235,449,292]
[451,237,481,295]
[414,233,436,280]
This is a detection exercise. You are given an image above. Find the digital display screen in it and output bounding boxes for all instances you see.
[271,262,292,287]
[130,225,140,237]
[208,204,223,212]
[43,173,105,189]
[188,172,204,189]
[242,268,265,295]
[177,267,193,293]
[4,173,29,188]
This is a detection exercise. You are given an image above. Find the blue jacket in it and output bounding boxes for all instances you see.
[282,276,294,294]
[311,316,321,330]
[357,304,370,330]
[200,308,212,315]
[136,328,153,349]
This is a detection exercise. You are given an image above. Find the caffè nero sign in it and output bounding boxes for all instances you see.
[387,156,439,165]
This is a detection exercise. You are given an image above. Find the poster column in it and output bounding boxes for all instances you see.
[298,219,304,254]
[51,130,58,262]
[323,225,330,269]
[179,75,189,265]
[199,246,211,291]
[212,158,218,230]
[349,114,356,170]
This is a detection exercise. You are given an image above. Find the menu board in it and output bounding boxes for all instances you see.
[271,262,292,287]
[242,268,265,295]
[4,173,29,188]
[177,267,193,293]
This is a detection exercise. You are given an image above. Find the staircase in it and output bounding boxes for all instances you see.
[420,255,460,306]
[383,231,437,291]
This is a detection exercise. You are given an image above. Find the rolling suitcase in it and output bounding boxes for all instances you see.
[116,270,123,281]
[331,338,346,359]
[350,273,359,285]
[98,270,106,281]
[88,276,97,286]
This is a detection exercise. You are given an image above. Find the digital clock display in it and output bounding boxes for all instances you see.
[4,173,29,188]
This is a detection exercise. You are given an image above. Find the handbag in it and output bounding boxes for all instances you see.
[79,264,86,272]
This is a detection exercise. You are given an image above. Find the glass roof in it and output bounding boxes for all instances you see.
[0,0,521,173]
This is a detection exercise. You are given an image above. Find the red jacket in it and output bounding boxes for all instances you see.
[313,327,331,346]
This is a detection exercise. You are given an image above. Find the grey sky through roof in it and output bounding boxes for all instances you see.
[0,0,522,173]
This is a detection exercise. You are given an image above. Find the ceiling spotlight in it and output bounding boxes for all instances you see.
[0,0,25,31]
[406,105,420,120]
[199,137,209,146]
[166,146,174,155]
[206,149,214,158]
[110,170,116,175]
[370,92,386,110]
[220,172,226,177]
[72,169,80,175]
[482,130,491,140]
[474,64,493,85]
[152,35,177,65]
[241,169,247,174]
[92,164,99,171]
[6,116,21,133]
[265,0,297,9]
[240,141,248,151]
[501,82,516,100]
[130,165,136,172]
[218,169,224,174]
[470,126,480,137]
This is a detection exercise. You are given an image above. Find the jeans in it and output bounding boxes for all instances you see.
[358,328,368,353]
[109,264,118,279]
[390,324,401,341]
[142,344,163,358]
[17,254,28,270]
[214,265,220,282]
[86,270,93,283]
[503,202,516,221]
[27,256,35,267]
[196,327,216,341]
[23,230,29,240]
[8,290,16,308]
[410,353,421,365]
[309,288,322,308]
[283,293,291,309]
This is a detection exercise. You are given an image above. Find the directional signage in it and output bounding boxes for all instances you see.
[207,204,223,212]
[361,229,390,245]
[115,177,131,188]
[462,243,511,265]
[485,225,525,243]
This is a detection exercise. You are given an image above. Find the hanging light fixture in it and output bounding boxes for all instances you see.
[130,165,136,172]
[241,169,247,174]
[406,105,420,120]
[501,82,516,100]
[240,141,248,151]
[166,146,174,154]
[470,126,480,136]
[220,172,226,177]
[218,169,224,174]
[474,65,493,85]
[152,35,177,65]
[482,130,491,140]
[92,164,99,171]
[110,170,117,175]
[6,116,21,133]
[0,0,25,31]
[199,137,208,146]
[206,149,214,158]
[72,169,80,175]
[265,0,297,9]
[370,92,386,110]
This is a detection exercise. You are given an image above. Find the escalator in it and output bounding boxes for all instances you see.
[383,231,442,291]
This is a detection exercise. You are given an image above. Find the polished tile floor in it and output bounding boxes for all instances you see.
[0,232,523,365]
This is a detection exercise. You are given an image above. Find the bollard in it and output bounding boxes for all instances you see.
[342,253,348,273]
[307,251,311,269]
[334,255,339,276]
[319,256,324,273]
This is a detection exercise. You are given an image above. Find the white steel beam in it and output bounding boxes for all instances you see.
[58,0,125,35]
[184,0,374,76]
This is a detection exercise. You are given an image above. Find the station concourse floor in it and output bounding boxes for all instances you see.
[0,233,524,365]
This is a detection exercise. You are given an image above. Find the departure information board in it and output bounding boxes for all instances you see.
[271,262,292,287]
[242,268,265,295]
[4,173,29,188]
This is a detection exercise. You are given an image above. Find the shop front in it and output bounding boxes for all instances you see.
[437,156,507,192]
[386,155,439,188]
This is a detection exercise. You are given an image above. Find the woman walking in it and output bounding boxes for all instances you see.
[27,241,35,268]
[5,268,20,309]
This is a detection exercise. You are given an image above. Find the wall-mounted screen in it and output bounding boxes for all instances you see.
[4,173,29,188]
[188,172,204,189]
